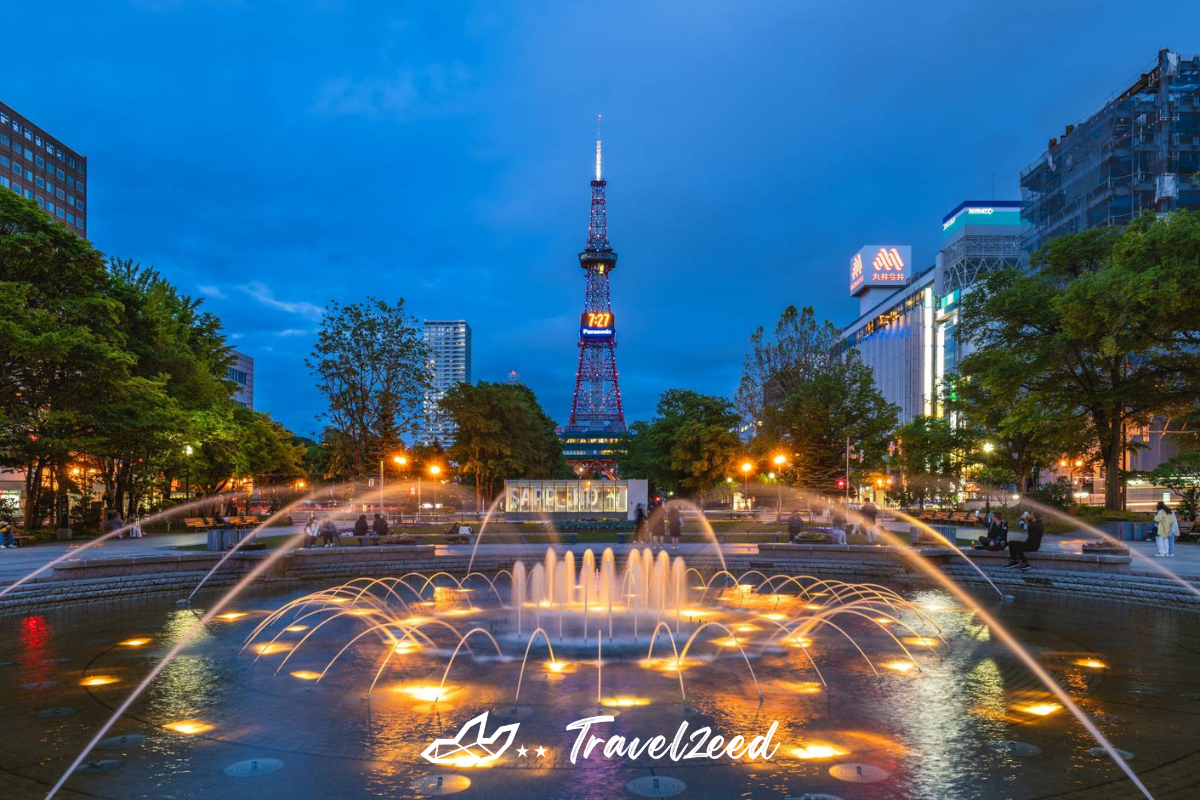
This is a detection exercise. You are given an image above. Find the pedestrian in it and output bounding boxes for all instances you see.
[860,499,879,544]
[318,518,339,547]
[372,513,389,537]
[353,514,370,537]
[303,515,319,548]
[0,520,15,549]
[829,505,849,545]
[649,505,666,547]
[667,505,682,550]
[1007,510,1044,570]
[975,511,1008,551]
[1154,501,1175,558]
[787,511,804,542]
[634,504,647,543]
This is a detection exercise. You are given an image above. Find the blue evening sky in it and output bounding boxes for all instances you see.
[5,1,1196,436]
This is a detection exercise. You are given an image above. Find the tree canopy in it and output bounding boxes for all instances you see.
[441,381,573,504]
[738,306,898,493]
[960,211,1200,509]
[306,298,429,480]
[618,389,741,499]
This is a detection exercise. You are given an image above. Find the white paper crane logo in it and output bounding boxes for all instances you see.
[420,711,520,766]
[871,246,905,272]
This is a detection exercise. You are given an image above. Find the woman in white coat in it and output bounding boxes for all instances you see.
[1153,501,1175,558]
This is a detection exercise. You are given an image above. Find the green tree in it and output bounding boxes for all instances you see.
[441,381,572,506]
[1149,451,1200,520]
[960,212,1200,509]
[945,371,1085,495]
[618,390,741,500]
[306,298,429,479]
[738,306,898,493]
[891,416,967,507]
[0,189,130,528]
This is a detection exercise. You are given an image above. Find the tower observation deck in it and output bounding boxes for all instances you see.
[561,117,626,479]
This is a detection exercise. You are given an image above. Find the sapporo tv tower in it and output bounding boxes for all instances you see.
[562,116,626,479]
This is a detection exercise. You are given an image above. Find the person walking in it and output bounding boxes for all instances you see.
[667,506,682,550]
[1007,510,1044,570]
[649,505,666,548]
[787,511,804,542]
[859,500,879,544]
[1154,501,1175,558]
[634,504,647,543]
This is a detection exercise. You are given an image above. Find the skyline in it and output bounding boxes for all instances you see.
[5,1,1199,436]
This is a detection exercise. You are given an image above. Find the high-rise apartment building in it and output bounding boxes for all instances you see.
[0,101,88,236]
[1021,49,1200,253]
[420,320,472,446]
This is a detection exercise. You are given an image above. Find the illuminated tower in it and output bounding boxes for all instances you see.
[562,117,626,479]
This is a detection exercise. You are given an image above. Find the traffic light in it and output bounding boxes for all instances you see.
[836,479,846,489]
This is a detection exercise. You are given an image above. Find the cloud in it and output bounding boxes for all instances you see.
[309,62,473,119]
[275,328,315,337]
[237,281,325,320]
[198,284,227,299]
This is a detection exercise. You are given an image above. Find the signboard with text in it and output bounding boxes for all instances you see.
[850,245,911,296]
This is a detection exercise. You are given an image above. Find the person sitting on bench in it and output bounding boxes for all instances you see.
[371,513,389,537]
[1007,511,1044,570]
[975,511,1008,551]
[353,514,370,537]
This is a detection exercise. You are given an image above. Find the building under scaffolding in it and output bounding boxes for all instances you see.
[1021,49,1200,253]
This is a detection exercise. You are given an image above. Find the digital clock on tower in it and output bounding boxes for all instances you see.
[580,311,615,339]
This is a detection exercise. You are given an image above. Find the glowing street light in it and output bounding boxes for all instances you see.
[982,442,995,454]
[772,454,787,519]
[429,465,443,516]
[739,461,754,510]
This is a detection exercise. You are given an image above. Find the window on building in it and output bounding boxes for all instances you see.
[56,168,64,180]
[23,129,31,140]
[46,181,54,194]
[66,212,74,223]
[34,135,41,147]
[0,134,7,146]
[34,176,43,188]
[24,168,32,180]
[46,201,54,214]
[76,201,84,212]
[35,155,43,168]
[23,147,32,159]
[55,188,63,200]
[0,155,7,169]
[56,207,64,218]
[0,176,8,189]
[76,181,84,192]
[0,112,6,124]
[36,196,44,208]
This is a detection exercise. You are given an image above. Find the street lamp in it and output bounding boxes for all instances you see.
[772,454,787,518]
[740,461,753,511]
[393,455,409,522]
[429,465,442,518]
[183,444,194,499]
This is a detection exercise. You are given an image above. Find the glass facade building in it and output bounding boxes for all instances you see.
[0,100,87,237]
[227,351,254,409]
[420,320,472,446]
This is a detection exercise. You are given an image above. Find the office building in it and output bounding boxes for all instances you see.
[840,201,1025,425]
[0,101,88,236]
[1021,49,1200,253]
[933,201,1027,416]
[228,351,254,409]
[420,320,472,446]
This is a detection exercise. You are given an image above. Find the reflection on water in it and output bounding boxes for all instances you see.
[1,556,1199,799]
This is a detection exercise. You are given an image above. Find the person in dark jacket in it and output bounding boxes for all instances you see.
[634,504,647,543]
[667,506,682,550]
[976,511,1008,551]
[787,512,804,541]
[371,513,389,536]
[353,514,370,537]
[1007,511,1044,569]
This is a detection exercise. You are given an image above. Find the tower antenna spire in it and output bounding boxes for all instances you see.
[595,114,602,182]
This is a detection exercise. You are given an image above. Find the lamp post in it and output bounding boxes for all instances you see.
[393,455,407,523]
[740,461,753,512]
[183,444,194,499]
[773,454,787,519]
[429,465,442,520]
[982,442,995,511]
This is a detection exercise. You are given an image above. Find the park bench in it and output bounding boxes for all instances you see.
[228,516,260,529]
[184,518,209,531]
[10,533,35,547]
[1175,518,1196,543]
